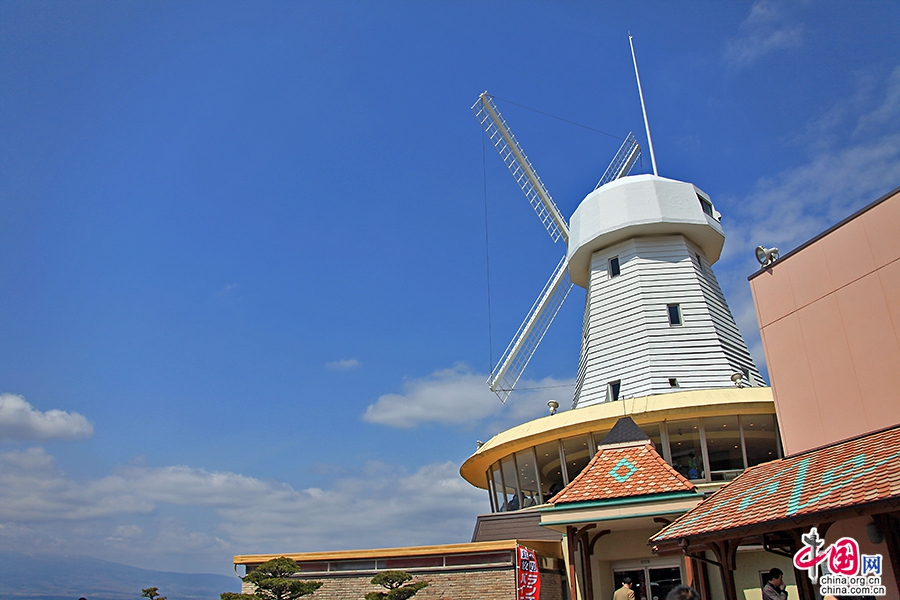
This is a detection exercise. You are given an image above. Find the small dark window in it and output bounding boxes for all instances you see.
[669,378,679,388]
[698,194,714,217]
[667,304,682,326]
[608,380,621,401]
[609,256,620,278]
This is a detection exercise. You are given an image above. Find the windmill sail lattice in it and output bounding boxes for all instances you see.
[596,132,641,190]
[474,92,644,403]
[488,255,574,402]
[472,93,569,243]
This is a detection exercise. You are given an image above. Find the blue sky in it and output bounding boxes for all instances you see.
[2,0,899,577]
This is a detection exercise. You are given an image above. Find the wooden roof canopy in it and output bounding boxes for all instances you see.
[651,423,900,553]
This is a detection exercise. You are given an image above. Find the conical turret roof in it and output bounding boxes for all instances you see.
[551,417,696,505]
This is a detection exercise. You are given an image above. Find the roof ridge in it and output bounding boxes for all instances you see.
[550,440,695,506]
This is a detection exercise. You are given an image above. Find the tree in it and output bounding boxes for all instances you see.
[220,594,258,600]
[242,557,322,600]
[364,570,429,600]
[141,588,166,600]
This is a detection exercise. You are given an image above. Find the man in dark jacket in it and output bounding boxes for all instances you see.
[763,568,787,600]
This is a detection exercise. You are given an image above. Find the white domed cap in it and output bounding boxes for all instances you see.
[566,175,725,287]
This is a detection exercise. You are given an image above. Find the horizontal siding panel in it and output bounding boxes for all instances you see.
[575,234,764,407]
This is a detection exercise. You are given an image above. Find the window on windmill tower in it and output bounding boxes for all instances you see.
[697,194,714,217]
[608,256,620,278]
[667,304,683,326]
[607,380,621,402]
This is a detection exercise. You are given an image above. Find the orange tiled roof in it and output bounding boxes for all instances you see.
[551,441,696,505]
[652,425,900,543]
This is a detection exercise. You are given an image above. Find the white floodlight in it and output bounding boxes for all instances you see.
[755,246,779,266]
[730,372,744,388]
[547,400,559,415]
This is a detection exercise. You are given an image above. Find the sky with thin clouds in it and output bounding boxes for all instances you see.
[1,0,899,577]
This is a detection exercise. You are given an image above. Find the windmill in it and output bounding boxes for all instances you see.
[472,92,641,402]
[474,74,765,407]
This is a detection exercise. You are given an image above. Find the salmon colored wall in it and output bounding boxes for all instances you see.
[750,189,900,455]
[824,517,899,599]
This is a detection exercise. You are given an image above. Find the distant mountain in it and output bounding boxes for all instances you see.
[0,552,240,600]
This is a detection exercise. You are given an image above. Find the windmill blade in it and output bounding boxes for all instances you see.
[472,92,569,243]
[595,132,641,190]
[488,255,574,402]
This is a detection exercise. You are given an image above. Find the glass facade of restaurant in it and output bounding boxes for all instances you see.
[485,414,781,512]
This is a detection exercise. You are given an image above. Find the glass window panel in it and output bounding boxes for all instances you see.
[608,380,622,401]
[667,419,705,480]
[445,552,512,566]
[667,304,682,325]
[649,566,683,599]
[703,415,744,480]
[331,560,376,571]
[491,462,505,512]
[641,422,665,458]
[535,441,565,501]
[384,556,443,569]
[614,570,647,600]
[742,414,780,466]
[500,456,520,511]
[562,434,591,484]
[514,448,542,507]
[591,429,611,449]
[609,256,621,277]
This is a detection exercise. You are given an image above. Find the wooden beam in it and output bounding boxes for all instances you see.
[707,538,741,600]
[566,526,578,600]
[785,528,818,600]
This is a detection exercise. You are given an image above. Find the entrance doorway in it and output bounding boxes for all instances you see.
[613,561,682,600]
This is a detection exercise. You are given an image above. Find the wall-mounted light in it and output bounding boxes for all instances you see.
[866,522,884,544]
[476,440,484,449]
[756,246,779,267]
[547,400,559,415]
[731,372,745,388]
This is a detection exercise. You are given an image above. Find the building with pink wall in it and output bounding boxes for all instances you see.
[749,185,900,455]
[653,184,900,600]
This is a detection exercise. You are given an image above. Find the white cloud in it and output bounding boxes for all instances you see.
[723,0,803,68]
[326,358,360,370]
[855,66,900,135]
[361,363,574,429]
[0,447,486,574]
[712,63,900,379]
[722,68,900,265]
[0,394,93,442]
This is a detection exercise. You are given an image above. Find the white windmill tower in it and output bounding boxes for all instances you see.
[474,69,762,408]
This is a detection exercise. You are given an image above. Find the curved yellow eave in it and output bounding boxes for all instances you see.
[459,387,775,489]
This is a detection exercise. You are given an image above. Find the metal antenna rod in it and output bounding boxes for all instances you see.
[629,34,658,176]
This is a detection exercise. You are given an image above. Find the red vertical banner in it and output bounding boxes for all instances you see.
[517,545,541,600]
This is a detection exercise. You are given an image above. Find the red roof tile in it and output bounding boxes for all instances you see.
[551,441,696,505]
[652,425,900,543]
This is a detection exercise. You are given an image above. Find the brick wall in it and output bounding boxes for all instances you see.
[242,567,567,600]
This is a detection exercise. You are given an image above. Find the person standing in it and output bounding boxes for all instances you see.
[614,577,635,600]
[763,568,787,600]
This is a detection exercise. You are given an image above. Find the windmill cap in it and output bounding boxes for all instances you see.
[566,174,725,288]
